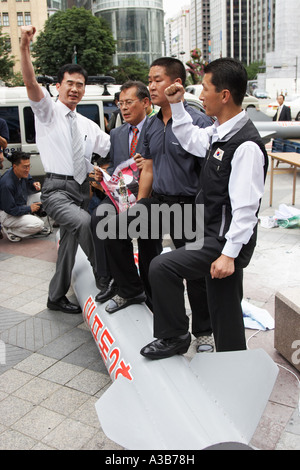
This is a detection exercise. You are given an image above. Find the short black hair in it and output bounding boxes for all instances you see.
[150,57,186,87]
[57,64,88,85]
[11,151,30,166]
[120,80,150,101]
[204,58,247,106]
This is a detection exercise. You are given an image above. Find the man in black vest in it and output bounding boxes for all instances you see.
[141,58,269,359]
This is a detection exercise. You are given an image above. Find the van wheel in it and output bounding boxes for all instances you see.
[295,112,300,121]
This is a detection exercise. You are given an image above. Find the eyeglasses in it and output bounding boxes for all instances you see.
[118,100,139,108]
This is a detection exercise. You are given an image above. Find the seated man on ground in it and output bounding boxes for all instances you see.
[0,151,46,242]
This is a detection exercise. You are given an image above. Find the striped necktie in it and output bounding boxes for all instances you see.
[130,126,139,158]
[69,111,86,184]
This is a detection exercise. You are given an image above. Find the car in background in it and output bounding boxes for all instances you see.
[242,93,260,111]
[264,95,300,120]
[186,85,259,111]
[289,97,300,120]
[253,89,270,99]
[186,84,203,97]
[184,91,206,114]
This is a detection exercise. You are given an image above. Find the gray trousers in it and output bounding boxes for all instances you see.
[41,176,96,302]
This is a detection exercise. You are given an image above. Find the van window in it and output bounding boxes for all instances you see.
[77,104,100,126]
[103,102,118,122]
[0,106,21,143]
[23,106,36,143]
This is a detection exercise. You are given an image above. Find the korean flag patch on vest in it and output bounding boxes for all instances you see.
[213,148,224,161]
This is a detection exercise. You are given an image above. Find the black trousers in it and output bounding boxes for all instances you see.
[148,236,247,352]
[91,196,115,279]
[104,196,211,337]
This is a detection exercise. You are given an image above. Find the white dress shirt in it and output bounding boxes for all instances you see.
[29,88,110,175]
[170,102,266,259]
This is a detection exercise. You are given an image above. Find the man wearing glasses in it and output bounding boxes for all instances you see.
[91,81,151,303]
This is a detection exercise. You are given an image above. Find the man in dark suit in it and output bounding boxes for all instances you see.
[273,94,291,121]
[91,80,151,302]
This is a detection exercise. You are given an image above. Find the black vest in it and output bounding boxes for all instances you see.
[196,115,269,263]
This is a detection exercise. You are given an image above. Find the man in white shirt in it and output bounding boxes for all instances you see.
[140,57,269,359]
[20,25,110,314]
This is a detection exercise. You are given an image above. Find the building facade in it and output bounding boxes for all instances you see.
[189,0,210,62]
[92,0,164,66]
[250,0,275,64]
[209,0,251,64]
[258,0,300,97]
[47,0,67,15]
[181,0,276,66]
[0,0,48,73]
[165,7,190,65]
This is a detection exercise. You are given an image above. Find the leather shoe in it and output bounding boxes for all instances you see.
[47,296,81,314]
[95,279,118,303]
[140,333,191,360]
[105,292,146,314]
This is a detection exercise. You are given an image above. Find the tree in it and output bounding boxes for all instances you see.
[31,7,116,76]
[109,57,149,84]
[186,48,206,85]
[244,61,265,81]
[0,27,15,83]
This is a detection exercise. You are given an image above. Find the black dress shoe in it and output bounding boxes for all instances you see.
[95,279,118,303]
[140,333,191,360]
[105,292,146,314]
[47,296,82,314]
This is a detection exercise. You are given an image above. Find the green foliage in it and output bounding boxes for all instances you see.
[0,27,15,83]
[109,57,149,84]
[31,7,116,76]
[5,72,24,87]
[186,48,206,85]
[244,61,265,80]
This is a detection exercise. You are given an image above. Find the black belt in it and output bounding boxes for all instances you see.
[46,173,88,183]
[152,191,195,203]
[46,173,75,180]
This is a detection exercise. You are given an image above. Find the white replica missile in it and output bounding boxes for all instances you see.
[253,120,300,143]
[71,246,278,450]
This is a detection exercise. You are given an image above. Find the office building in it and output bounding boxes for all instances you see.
[92,0,164,65]
[0,0,48,73]
[165,7,191,65]
[189,0,210,62]
[258,0,300,96]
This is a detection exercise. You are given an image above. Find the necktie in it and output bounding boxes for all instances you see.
[130,127,139,158]
[276,107,281,121]
[69,111,87,184]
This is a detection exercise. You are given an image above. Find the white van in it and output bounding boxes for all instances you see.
[0,82,120,178]
[0,83,206,179]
